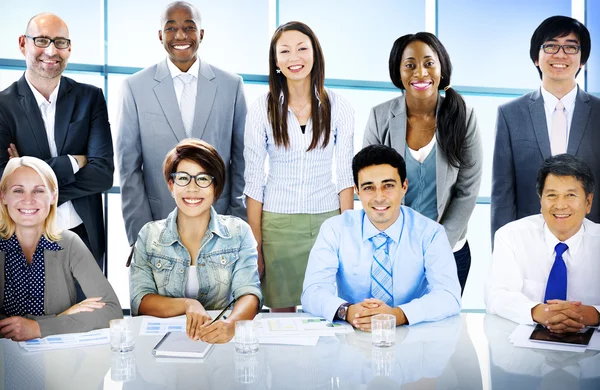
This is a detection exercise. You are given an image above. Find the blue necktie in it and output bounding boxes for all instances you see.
[544,242,569,302]
[370,232,394,306]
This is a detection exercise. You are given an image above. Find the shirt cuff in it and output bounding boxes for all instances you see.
[68,155,80,174]
[243,186,264,204]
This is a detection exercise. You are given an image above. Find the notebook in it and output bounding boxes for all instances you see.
[152,331,214,358]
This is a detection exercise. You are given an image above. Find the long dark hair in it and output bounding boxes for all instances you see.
[267,21,331,151]
[389,32,468,168]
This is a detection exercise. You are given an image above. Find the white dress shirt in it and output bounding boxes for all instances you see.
[244,89,354,213]
[166,57,200,108]
[485,214,600,324]
[541,85,577,146]
[25,75,83,230]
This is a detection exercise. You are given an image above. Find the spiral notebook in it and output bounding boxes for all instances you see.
[152,331,214,358]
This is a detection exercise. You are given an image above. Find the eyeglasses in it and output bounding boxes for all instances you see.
[24,35,71,50]
[170,172,214,188]
[540,44,581,55]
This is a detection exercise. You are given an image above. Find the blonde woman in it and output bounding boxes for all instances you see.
[0,157,121,341]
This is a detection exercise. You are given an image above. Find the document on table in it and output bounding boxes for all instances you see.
[19,328,110,352]
[510,324,600,353]
[140,317,186,336]
[262,317,354,337]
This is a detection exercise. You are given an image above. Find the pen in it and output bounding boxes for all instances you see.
[210,299,235,325]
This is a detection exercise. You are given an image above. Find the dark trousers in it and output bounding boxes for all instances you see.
[453,241,471,296]
[69,223,104,301]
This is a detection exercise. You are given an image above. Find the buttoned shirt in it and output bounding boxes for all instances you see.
[485,214,600,324]
[541,85,577,144]
[25,75,83,229]
[243,89,354,213]
[301,206,461,325]
[166,57,200,108]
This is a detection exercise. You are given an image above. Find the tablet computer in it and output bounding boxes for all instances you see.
[529,324,595,346]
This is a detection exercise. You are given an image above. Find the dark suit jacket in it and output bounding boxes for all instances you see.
[0,75,114,264]
[491,87,600,240]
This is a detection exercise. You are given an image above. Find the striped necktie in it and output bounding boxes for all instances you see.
[370,232,394,306]
[544,242,568,302]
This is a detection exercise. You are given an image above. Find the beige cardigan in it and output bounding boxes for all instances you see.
[0,230,122,337]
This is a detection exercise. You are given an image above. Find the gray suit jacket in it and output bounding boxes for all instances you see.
[363,95,483,247]
[491,87,600,240]
[117,58,248,245]
[0,231,122,338]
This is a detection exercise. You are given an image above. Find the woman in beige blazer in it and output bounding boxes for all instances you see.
[363,33,483,294]
[0,157,122,341]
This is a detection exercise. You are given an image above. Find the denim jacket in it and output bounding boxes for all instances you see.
[129,207,262,316]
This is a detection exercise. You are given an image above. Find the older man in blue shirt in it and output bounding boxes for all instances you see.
[302,145,461,329]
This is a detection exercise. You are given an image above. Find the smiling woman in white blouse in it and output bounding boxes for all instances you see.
[244,21,355,312]
[0,157,122,341]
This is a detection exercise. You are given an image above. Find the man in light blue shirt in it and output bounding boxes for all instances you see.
[301,145,461,328]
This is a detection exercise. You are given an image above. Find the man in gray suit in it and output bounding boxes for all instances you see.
[116,1,247,245]
[491,15,600,240]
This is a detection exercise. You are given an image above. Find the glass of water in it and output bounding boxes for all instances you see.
[371,314,396,348]
[235,320,259,354]
[110,318,135,352]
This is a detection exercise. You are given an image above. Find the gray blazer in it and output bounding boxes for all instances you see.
[363,95,483,247]
[491,87,600,240]
[0,231,122,338]
[117,58,248,245]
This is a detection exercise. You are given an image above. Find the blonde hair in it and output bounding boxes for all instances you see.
[0,157,61,241]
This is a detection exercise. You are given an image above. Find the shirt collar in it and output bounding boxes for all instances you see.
[278,87,322,108]
[540,84,578,112]
[543,220,584,257]
[361,208,404,244]
[167,57,200,80]
[24,74,61,107]
[159,206,231,246]
[0,234,62,253]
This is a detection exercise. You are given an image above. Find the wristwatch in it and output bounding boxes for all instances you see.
[336,302,351,321]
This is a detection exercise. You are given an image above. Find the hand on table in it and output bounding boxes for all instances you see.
[0,316,41,341]
[197,318,235,344]
[534,300,600,333]
[185,300,212,340]
[59,297,106,316]
[349,298,407,331]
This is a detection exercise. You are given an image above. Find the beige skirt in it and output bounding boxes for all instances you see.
[261,210,339,308]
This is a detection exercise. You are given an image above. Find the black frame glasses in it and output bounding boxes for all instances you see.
[25,35,71,49]
[540,44,581,55]
[170,172,214,188]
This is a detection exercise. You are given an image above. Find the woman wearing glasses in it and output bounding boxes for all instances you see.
[363,33,483,294]
[244,21,354,312]
[0,157,122,341]
[129,139,262,343]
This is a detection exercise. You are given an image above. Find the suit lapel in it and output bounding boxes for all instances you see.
[54,78,75,155]
[194,60,217,140]
[388,96,407,156]
[154,59,187,142]
[16,76,52,158]
[529,89,551,160]
[567,87,590,155]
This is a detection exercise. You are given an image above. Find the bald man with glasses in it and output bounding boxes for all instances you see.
[0,13,114,274]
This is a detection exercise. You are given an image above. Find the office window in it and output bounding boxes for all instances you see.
[0,1,104,64]
[107,0,270,75]
[438,0,571,90]
[587,0,600,93]
[279,0,426,82]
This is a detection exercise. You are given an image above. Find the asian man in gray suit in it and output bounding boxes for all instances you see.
[116,1,247,245]
[491,16,600,241]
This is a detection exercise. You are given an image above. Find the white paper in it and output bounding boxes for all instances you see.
[140,317,186,336]
[260,317,354,337]
[19,328,110,352]
[509,324,600,353]
[258,336,319,346]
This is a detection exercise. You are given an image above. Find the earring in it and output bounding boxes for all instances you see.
[171,192,175,198]
[276,68,281,74]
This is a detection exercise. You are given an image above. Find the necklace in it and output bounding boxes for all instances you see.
[289,101,311,117]
[407,116,436,131]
